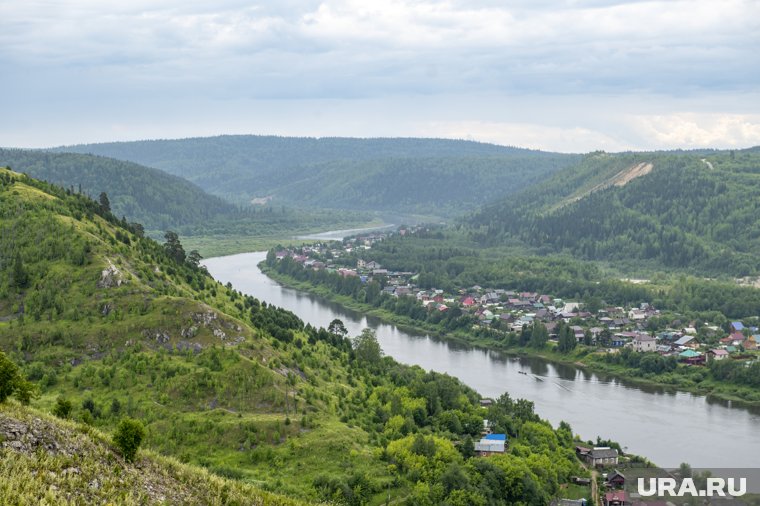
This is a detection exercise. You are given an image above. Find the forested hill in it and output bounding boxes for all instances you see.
[54,135,579,216]
[470,148,760,276]
[0,167,589,504]
[0,149,236,231]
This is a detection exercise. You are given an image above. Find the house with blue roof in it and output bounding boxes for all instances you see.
[731,322,745,332]
[475,433,507,456]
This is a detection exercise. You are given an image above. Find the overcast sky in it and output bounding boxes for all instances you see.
[2,0,759,152]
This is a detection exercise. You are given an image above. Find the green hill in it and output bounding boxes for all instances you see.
[470,148,760,276]
[54,135,579,217]
[0,401,305,505]
[0,149,375,253]
[0,167,589,504]
[0,149,237,231]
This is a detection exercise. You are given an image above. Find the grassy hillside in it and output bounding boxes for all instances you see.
[470,148,760,276]
[0,401,306,505]
[0,149,236,231]
[0,167,593,504]
[54,135,579,217]
[0,149,375,254]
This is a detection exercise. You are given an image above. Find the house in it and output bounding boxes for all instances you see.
[460,296,476,307]
[726,332,746,346]
[394,286,411,297]
[674,335,697,349]
[575,446,591,459]
[481,292,500,304]
[679,349,704,365]
[587,447,618,467]
[708,349,729,361]
[604,491,628,506]
[606,470,625,488]
[474,434,507,456]
[478,310,495,322]
[731,322,745,333]
[632,334,656,353]
[656,344,672,354]
[552,500,587,506]
[610,336,626,348]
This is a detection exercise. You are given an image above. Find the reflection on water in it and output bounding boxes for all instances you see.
[295,224,397,241]
[204,251,760,468]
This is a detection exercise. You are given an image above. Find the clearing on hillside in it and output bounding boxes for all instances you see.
[557,161,653,209]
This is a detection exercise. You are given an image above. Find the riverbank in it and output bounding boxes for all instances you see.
[261,264,760,406]
[180,219,387,258]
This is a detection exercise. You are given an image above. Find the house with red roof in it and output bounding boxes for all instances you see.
[604,491,628,506]
[725,332,746,346]
[460,296,476,307]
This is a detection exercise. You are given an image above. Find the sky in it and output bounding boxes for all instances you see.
[1,0,759,152]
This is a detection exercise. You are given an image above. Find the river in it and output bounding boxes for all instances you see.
[203,251,760,468]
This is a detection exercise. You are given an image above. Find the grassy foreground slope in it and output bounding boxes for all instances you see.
[55,135,579,216]
[0,401,305,505]
[0,167,593,505]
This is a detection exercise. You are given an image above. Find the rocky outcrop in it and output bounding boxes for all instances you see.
[97,259,124,288]
[1,416,72,457]
[142,329,171,344]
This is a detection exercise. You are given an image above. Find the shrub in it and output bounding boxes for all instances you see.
[0,351,36,404]
[113,418,146,462]
[52,396,73,419]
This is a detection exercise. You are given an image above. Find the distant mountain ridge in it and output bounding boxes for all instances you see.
[470,147,760,276]
[54,135,580,217]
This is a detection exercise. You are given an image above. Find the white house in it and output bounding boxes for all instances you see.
[632,334,656,352]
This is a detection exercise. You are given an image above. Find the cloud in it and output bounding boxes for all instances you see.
[2,0,757,97]
[0,1,758,149]
[632,114,760,149]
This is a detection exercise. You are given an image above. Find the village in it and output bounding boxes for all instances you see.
[272,228,760,368]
